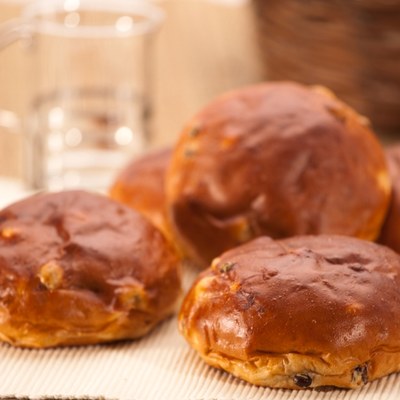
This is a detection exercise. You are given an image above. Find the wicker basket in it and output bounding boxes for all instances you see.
[252,0,400,134]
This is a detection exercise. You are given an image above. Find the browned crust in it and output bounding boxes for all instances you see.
[109,147,172,237]
[0,190,181,348]
[179,235,400,389]
[378,145,400,253]
[167,82,390,266]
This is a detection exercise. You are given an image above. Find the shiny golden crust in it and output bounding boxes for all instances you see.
[167,82,390,266]
[179,235,400,389]
[110,147,172,237]
[0,190,181,348]
[379,145,400,253]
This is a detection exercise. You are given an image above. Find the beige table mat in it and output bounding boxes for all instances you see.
[0,315,400,400]
[1,180,400,399]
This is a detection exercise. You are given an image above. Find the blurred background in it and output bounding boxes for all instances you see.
[0,0,399,188]
[0,0,262,184]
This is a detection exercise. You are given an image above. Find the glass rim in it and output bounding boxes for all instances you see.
[22,0,165,38]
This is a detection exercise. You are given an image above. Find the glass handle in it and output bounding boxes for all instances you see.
[0,18,26,50]
[0,17,30,131]
[0,18,25,164]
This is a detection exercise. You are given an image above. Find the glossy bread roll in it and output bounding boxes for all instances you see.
[110,147,172,236]
[179,235,400,389]
[167,82,390,266]
[379,145,400,253]
[0,190,181,348]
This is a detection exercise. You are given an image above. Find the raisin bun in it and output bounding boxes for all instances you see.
[166,82,390,266]
[179,235,400,389]
[110,147,172,237]
[379,145,400,253]
[0,190,181,348]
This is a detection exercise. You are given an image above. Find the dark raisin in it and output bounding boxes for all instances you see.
[352,364,368,384]
[293,373,312,388]
[188,126,201,137]
[184,148,196,158]
[219,262,235,273]
[349,264,366,273]
[241,292,255,310]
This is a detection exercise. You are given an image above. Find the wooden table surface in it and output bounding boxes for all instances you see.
[0,0,263,180]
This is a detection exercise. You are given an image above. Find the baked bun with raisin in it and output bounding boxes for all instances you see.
[0,190,181,348]
[167,82,390,266]
[378,145,400,253]
[179,235,400,389]
[110,147,172,236]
